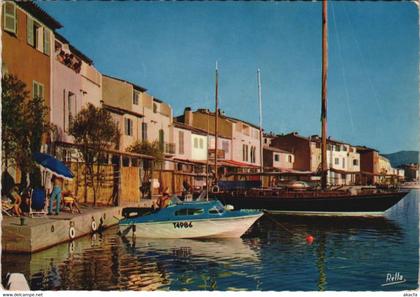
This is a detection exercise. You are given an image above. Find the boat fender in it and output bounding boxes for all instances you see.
[91,219,97,232]
[69,226,76,240]
[224,204,234,211]
[212,185,220,193]
[69,241,75,254]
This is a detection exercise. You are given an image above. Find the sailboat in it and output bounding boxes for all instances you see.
[211,0,409,216]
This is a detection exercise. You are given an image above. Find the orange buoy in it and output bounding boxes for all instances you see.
[306,235,314,245]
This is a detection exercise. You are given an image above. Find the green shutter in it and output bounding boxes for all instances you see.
[40,84,44,99]
[43,28,50,55]
[27,16,34,46]
[32,81,37,99]
[32,82,44,99]
[3,2,16,34]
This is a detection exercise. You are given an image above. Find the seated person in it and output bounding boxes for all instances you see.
[18,187,31,214]
[9,186,23,217]
[61,188,82,214]
[153,191,171,211]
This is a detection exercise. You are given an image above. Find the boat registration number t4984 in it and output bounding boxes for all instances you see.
[173,222,193,228]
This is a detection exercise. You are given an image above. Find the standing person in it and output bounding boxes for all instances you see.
[49,176,63,215]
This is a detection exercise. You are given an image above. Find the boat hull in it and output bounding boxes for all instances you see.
[119,213,263,238]
[214,191,409,216]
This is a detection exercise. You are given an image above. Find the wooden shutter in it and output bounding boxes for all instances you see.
[33,81,38,99]
[3,2,16,34]
[142,123,147,141]
[159,130,164,151]
[39,83,44,99]
[27,17,34,46]
[179,131,184,154]
[43,28,50,55]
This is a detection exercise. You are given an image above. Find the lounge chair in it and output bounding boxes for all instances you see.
[1,198,14,216]
[29,188,48,217]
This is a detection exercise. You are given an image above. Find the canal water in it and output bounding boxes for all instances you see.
[2,190,419,291]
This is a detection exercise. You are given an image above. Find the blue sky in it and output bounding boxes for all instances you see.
[39,1,419,154]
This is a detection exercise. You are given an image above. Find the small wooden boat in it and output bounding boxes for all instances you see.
[119,199,263,238]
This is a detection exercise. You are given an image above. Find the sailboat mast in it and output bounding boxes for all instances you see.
[206,115,209,200]
[257,69,264,173]
[214,62,219,184]
[321,0,328,190]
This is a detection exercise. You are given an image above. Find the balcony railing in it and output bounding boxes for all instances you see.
[208,149,225,160]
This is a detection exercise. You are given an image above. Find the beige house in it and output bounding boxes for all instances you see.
[102,75,147,151]
[139,97,174,156]
[308,135,360,185]
[377,155,404,184]
[378,155,392,174]
[263,146,294,170]
[270,132,361,185]
[230,119,261,167]
[176,108,261,168]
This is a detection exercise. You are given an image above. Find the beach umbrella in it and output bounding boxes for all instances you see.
[33,152,74,180]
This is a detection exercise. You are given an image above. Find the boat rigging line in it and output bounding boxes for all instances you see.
[330,1,355,137]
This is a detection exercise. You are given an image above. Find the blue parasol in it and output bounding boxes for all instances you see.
[33,152,74,180]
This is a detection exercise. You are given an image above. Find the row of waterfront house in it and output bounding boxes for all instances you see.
[2,2,409,206]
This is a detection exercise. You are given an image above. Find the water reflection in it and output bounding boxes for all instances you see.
[242,203,410,291]
[121,237,262,290]
[1,190,418,291]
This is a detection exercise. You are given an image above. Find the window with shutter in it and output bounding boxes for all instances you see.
[124,118,133,136]
[141,122,147,141]
[27,17,34,46]
[179,131,184,155]
[3,2,16,34]
[67,92,75,131]
[222,141,229,154]
[159,130,164,151]
[133,91,139,105]
[32,81,44,100]
[43,28,50,55]
[27,18,43,50]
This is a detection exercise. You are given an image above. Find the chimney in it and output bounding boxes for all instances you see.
[184,107,193,126]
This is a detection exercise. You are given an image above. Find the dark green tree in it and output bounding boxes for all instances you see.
[126,140,164,163]
[2,74,50,188]
[69,103,120,205]
[2,74,28,170]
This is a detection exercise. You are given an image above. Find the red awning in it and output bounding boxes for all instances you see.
[219,160,260,168]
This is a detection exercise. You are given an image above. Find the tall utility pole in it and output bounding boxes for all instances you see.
[321,0,328,190]
[257,69,264,173]
[214,62,219,184]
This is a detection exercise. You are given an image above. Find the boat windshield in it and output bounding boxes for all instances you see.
[175,208,205,216]
[208,205,224,215]
[196,190,216,201]
[170,195,183,205]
